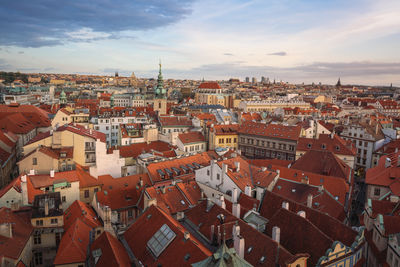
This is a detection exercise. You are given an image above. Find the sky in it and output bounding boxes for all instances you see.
[0,0,400,85]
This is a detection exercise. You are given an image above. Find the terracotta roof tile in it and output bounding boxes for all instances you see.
[0,208,33,260]
[178,132,205,144]
[90,231,131,267]
[123,205,211,266]
[198,82,221,89]
[238,122,301,141]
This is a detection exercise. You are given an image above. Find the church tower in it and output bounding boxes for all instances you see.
[153,62,167,115]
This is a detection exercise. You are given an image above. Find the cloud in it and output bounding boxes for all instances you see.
[267,51,287,56]
[0,0,194,47]
[223,53,234,56]
[161,61,400,85]
[0,59,12,70]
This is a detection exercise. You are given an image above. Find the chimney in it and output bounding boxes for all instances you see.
[232,188,238,203]
[232,203,241,218]
[210,225,215,242]
[297,211,306,218]
[0,223,13,238]
[219,196,226,210]
[234,236,245,259]
[89,129,93,135]
[244,185,252,197]
[222,163,228,174]
[375,124,379,135]
[184,231,190,240]
[301,175,309,184]
[29,169,35,176]
[272,226,280,244]
[103,206,114,235]
[206,198,213,211]
[177,211,184,221]
[21,175,28,206]
[282,201,289,210]
[50,170,55,178]
[261,167,267,172]
[234,161,240,172]
[161,187,166,194]
[307,194,313,208]
[139,178,143,187]
[44,198,49,216]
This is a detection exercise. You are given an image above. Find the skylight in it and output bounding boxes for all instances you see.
[147,224,176,257]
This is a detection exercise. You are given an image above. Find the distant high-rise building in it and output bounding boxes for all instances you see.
[245,77,250,83]
[336,78,341,87]
[252,77,257,84]
[261,76,266,83]
[115,71,119,77]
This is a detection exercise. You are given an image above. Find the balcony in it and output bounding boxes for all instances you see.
[85,146,95,152]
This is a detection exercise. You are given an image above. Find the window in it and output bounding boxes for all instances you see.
[34,252,43,265]
[374,187,381,196]
[51,218,58,224]
[32,157,37,165]
[219,138,224,144]
[128,210,133,218]
[207,170,210,176]
[62,196,66,202]
[147,224,176,257]
[84,190,89,198]
[36,220,43,226]
[234,138,237,143]
[34,233,41,244]
[217,174,220,180]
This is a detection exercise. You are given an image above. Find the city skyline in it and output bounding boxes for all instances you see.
[1,0,400,85]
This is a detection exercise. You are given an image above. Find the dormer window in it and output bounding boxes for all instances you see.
[336,146,340,151]
[307,143,312,148]
[321,144,326,149]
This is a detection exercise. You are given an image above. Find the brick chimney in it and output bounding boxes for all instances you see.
[50,170,55,178]
[282,201,289,210]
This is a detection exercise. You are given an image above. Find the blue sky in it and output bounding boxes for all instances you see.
[0,0,400,85]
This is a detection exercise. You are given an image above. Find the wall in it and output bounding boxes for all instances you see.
[18,150,58,174]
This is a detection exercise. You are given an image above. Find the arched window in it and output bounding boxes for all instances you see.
[226,190,232,196]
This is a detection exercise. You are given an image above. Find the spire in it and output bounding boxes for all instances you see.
[156,60,165,99]
[336,77,341,87]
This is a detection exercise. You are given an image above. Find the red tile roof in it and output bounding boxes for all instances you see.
[159,115,192,127]
[210,124,239,135]
[198,82,221,89]
[0,208,33,260]
[64,200,101,232]
[53,218,92,265]
[297,134,356,156]
[123,205,211,266]
[28,170,81,189]
[238,122,301,141]
[96,174,151,211]
[260,191,358,265]
[146,152,212,184]
[90,231,131,267]
[178,131,205,144]
[185,200,304,266]
[264,165,349,205]
[0,104,51,128]
[291,150,351,180]
[217,156,278,191]
[119,141,174,158]
[366,152,400,196]
[0,113,36,134]
[273,178,346,221]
